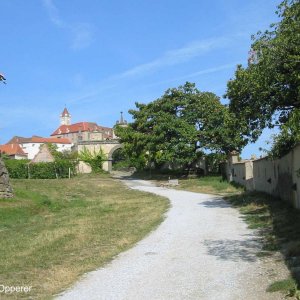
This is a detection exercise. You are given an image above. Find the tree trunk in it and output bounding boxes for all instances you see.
[0,158,13,198]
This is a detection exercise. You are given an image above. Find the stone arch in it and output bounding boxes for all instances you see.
[103,144,123,172]
[77,141,123,173]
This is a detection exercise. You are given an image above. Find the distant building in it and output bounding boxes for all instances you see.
[0,143,28,160]
[51,108,114,144]
[7,136,72,159]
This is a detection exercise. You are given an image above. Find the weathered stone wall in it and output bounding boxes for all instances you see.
[77,141,122,172]
[227,144,300,209]
[0,158,13,198]
[77,161,92,174]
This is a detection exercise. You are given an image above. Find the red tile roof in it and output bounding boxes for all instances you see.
[51,122,113,137]
[7,136,72,145]
[0,144,27,156]
[7,136,42,144]
[30,137,72,144]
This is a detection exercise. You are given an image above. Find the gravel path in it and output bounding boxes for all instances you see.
[57,179,287,300]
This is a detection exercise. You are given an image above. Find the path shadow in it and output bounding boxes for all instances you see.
[203,237,261,262]
[199,198,231,208]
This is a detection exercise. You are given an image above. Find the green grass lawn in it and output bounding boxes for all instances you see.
[130,171,243,196]
[175,176,243,196]
[0,174,169,299]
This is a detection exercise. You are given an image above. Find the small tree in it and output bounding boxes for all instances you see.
[78,147,106,173]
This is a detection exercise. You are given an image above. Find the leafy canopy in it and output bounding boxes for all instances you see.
[226,0,300,142]
[116,82,245,170]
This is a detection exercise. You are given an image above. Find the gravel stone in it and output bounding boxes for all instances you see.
[57,180,288,300]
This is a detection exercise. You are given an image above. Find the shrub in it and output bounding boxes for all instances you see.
[3,158,77,179]
[78,147,106,173]
[4,159,29,179]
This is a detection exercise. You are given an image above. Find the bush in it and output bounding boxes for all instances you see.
[78,147,106,173]
[4,159,29,179]
[3,159,77,179]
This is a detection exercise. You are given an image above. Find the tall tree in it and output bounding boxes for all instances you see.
[116,82,245,170]
[226,0,300,142]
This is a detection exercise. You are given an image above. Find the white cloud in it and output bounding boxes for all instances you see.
[67,62,239,106]
[116,37,231,79]
[42,0,63,27]
[71,23,94,50]
[42,0,94,50]
[127,62,241,91]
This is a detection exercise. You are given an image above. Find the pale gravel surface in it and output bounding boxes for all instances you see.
[57,179,288,300]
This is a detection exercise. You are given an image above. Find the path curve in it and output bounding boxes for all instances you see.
[57,179,284,300]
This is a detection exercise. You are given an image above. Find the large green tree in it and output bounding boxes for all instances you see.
[116,82,245,170]
[226,0,300,142]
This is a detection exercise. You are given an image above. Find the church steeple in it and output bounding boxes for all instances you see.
[116,111,128,127]
[60,107,71,125]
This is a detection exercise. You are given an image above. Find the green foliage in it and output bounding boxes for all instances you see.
[268,109,300,158]
[226,0,300,142]
[116,82,245,171]
[112,148,133,170]
[112,148,126,162]
[267,278,297,293]
[78,147,106,173]
[48,143,78,160]
[3,158,77,179]
[287,283,300,299]
[4,159,29,179]
[205,153,227,174]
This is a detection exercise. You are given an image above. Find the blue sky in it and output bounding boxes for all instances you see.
[0,0,280,157]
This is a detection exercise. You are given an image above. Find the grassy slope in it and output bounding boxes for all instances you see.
[0,174,169,299]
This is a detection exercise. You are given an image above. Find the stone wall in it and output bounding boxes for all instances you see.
[77,161,92,174]
[0,158,13,198]
[227,144,300,209]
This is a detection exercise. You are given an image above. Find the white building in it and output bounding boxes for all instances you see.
[7,136,72,160]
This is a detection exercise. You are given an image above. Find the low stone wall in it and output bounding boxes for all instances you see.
[227,144,300,209]
[0,158,13,198]
[77,161,92,174]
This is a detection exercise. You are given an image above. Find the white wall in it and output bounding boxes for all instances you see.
[20,143,72,159]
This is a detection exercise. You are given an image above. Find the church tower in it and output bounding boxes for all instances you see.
[115,111,128,127]
[60,107,71,125]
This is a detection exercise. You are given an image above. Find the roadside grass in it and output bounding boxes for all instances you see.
[225,192,300,296]
[0,174,169,299]
[131,171,243,196]
[175,176,243,196]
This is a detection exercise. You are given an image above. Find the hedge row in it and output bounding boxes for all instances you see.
[4,159,77,179]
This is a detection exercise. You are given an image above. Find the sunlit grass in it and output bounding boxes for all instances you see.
[0,174,169,299]
[176,176,243,196]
